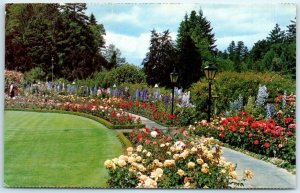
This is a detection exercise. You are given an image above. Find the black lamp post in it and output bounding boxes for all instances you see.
[51,56,54,83]
[170,68,179,116]
[204,64,218,122]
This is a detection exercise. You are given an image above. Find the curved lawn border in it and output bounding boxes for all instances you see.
[5,108,145,130]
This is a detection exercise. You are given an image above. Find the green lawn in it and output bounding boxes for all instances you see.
[4,111,123,187]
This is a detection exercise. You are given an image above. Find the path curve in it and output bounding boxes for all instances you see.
[127,113,296,189]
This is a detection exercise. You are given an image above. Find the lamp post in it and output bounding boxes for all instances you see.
[204,64,218,122]
[170,68,179,116]
[51,56,54,83]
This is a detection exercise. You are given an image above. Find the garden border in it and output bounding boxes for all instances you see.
[5,108,145,130]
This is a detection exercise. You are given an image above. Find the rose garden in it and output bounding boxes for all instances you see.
[4,3,296,189]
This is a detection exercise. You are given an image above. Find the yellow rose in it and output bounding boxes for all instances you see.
[136,156,142,162]
[139,174,148,182]
[225,162,234,172]
[143,178,157,188]
[163,160,175,167]
[127,147,133,152]
[201,163,209,173]
[128,156,136,163]
[137,145,143,152]
[201,167,209,174]
[206,153,214,160]
[104,160,116,170]
[196,158,204,165]
[179,150,189,159]
[244,170,253,179]
[160,144,165,147]
[177,169,185,176]
[184,182,191,188]
[190,147,197,154]
[173,154,180,160]
[137,164,146,171]
[153,159,163,167]
[170,146,176,152]
[230,171,238,179]
[117,159,127,167]
[166,151,171,156]
[187,162,195,169]
[151,168,163,180]
[112,158,118,164]
[119,155,128,162]
[146,152,152,157]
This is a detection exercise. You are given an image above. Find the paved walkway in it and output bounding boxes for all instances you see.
[121,113,296,189]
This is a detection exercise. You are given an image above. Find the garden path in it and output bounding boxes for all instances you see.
[121,113,296,189]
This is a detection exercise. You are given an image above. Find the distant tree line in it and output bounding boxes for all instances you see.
[5,3,126,81]
[142,10,296,89]
[6,4,296,88]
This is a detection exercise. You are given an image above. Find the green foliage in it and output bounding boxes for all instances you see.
[5,3,107,81]
[23,67,45,83]
[176,10,216,88]
[92,64,146,88]
[190,71,295,120]
[244,96,258,116]
[143,30,177,88]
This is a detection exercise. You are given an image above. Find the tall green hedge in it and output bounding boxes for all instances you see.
[190,71,295,120]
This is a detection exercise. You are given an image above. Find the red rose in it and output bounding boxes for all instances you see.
[253,139,259,145]
[264,142,270,148]
[230,125,237,132]
[239,128,245,134]
[136,135,143,141]
[145,139,151,144]
[248,133,253,138]
[219,131,225,138]
[286,131,293,136]
[288,124,296,129]
[283,117,293,124]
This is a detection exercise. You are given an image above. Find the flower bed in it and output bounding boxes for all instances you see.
[5,96,145,129]
[104,128,253,188]
[193,95,296,164]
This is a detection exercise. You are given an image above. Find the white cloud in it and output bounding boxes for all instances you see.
[105,31,151,65]
[216,33,269,51]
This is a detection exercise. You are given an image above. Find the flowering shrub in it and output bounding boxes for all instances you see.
[104,128,253,188]
[190,71,295,120]
[194,94,296,164]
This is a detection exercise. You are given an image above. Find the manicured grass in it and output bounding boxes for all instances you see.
[4,111,123,187]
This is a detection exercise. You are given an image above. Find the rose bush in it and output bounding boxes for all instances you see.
[193,94,296,164]
[104,128,253,188]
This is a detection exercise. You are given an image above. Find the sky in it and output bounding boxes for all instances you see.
[86,3,296,66]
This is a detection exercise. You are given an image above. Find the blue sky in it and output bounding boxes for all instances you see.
[86,3,296,66]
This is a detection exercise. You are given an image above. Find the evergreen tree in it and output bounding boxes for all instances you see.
[143,30,177,87]
[5,3,107,81]
[176,9,216,88]
[286,18,296,42]
[267,23,285,44]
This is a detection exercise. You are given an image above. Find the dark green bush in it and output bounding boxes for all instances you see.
[117,132,133,148]
[190,71,296,120]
